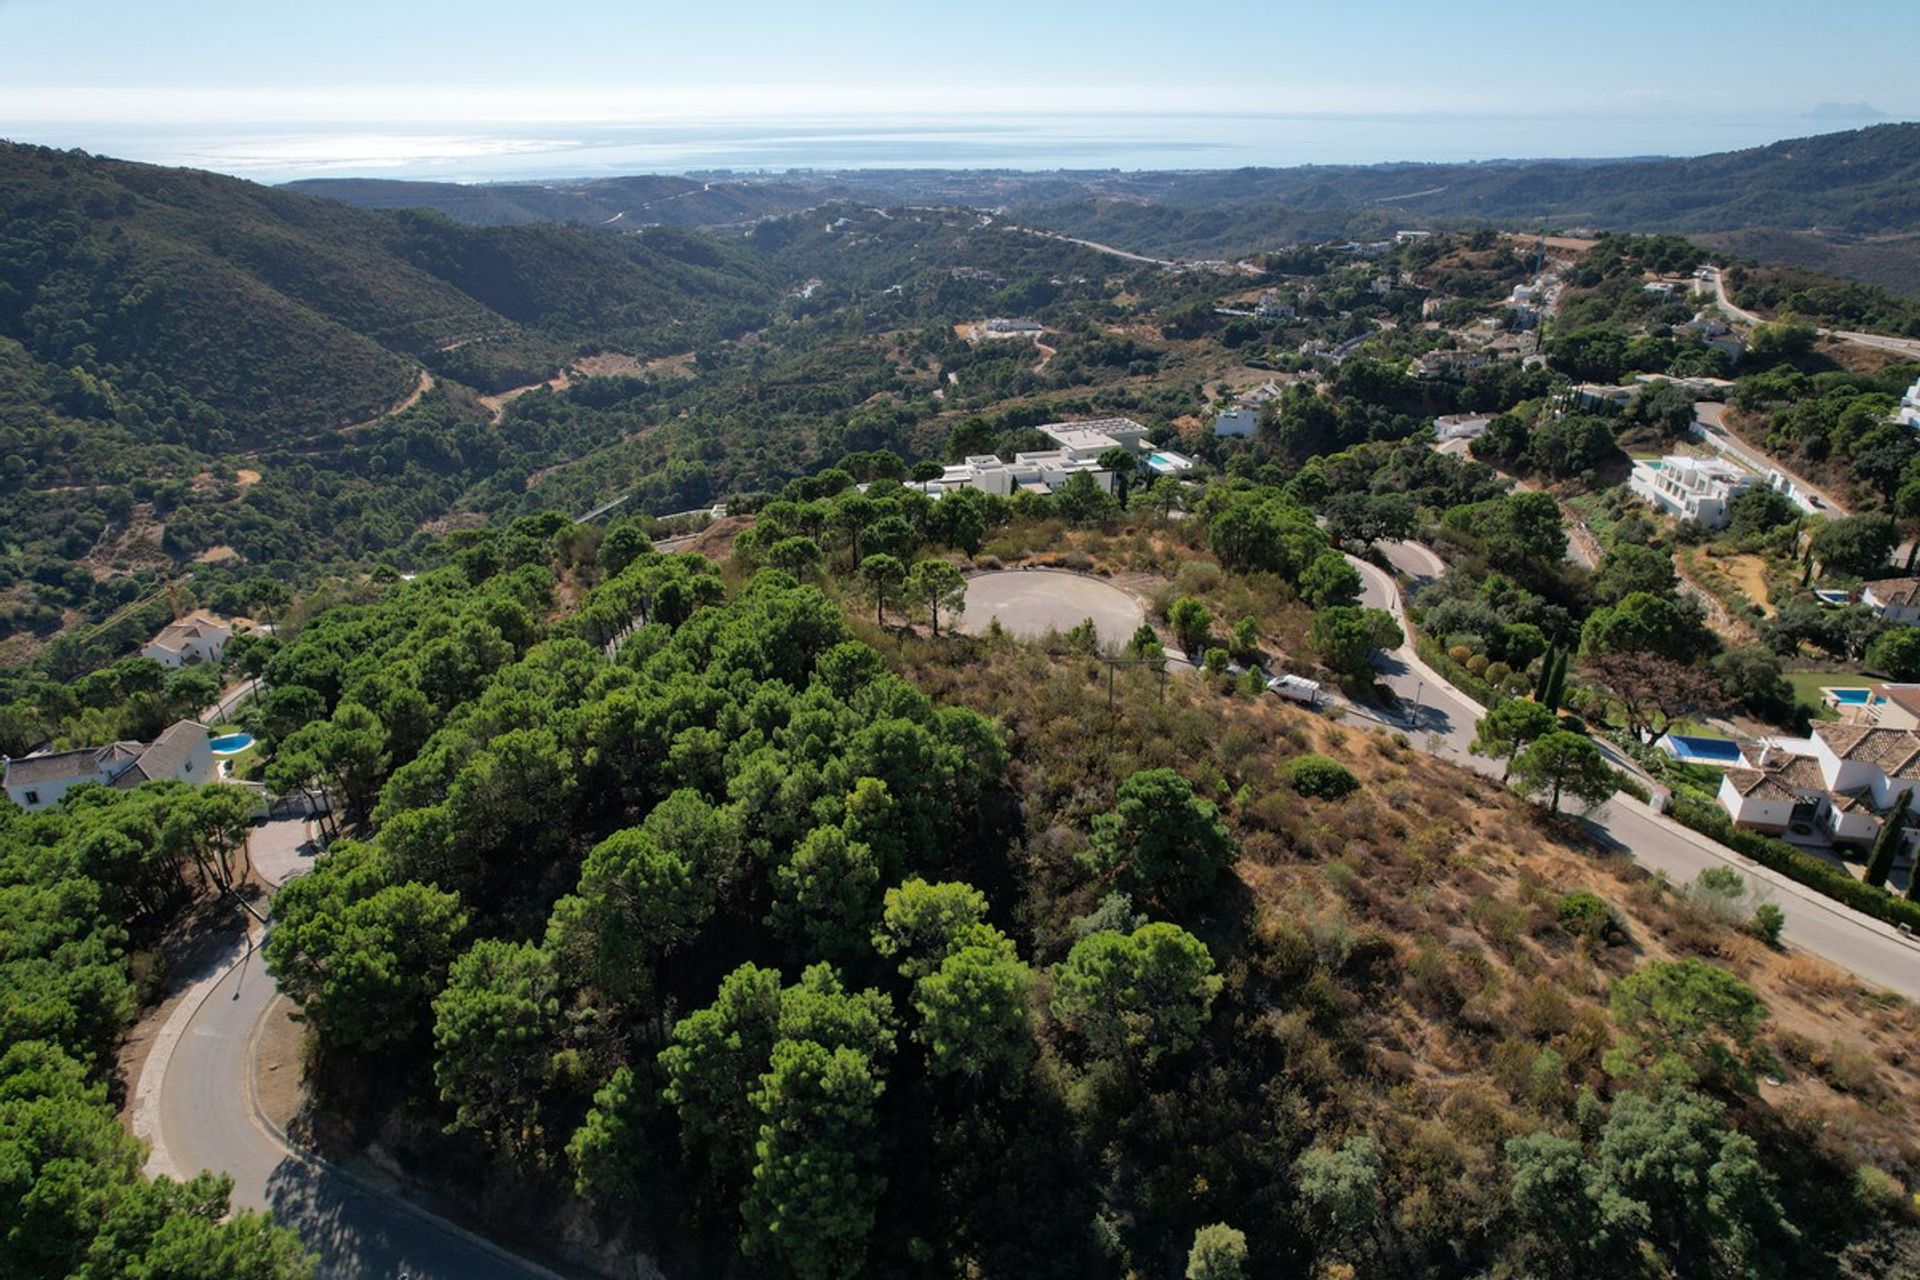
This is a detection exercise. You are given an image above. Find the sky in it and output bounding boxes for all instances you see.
[0,0,1914,177]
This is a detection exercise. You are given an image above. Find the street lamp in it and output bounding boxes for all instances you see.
[1411,678,1424,730]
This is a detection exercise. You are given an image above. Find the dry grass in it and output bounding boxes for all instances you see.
[879,611,1920,1197]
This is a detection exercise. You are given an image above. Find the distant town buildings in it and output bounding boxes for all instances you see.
[1412,349,1488,380]
[1255,291,1296,322]
[981,317,1044,335]
[4,721,213,812]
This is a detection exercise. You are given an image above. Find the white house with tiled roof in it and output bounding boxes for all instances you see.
[1717,723,1920,846]
[142,610,233,668]
[3,721,213,812]
[1862,578,1920,625]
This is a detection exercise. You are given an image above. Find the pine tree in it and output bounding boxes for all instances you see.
[1865,790,1911,889]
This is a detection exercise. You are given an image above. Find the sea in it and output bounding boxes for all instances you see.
[4,110,1898,183]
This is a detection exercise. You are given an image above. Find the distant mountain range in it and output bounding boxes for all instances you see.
[286,123,1920,298]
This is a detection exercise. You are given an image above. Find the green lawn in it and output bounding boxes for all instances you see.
[1784,670,1875,720]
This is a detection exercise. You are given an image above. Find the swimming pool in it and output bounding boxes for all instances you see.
[1824,688,1873,707]
[1660,734,1745,766]
[208,732,255,755]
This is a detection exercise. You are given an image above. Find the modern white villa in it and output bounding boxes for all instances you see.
[1628,455,1755,528]
[915,418,1159,499]
[3,720,214,812]
[1213,405,1260,438]
[1896,375,1920,431]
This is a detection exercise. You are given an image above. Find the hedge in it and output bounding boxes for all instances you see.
[1414,635,1501,709]
[1666,793,1920,934]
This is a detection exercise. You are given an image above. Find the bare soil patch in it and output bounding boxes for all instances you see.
[251,994,308,1136]
[958,568,1146,648]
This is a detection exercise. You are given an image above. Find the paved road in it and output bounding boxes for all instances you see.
[1693,402,1851,516]
[1705,266,1920,361]
[146,820,564,1280]
[1350,552,1920,999]
[201,678,258,726]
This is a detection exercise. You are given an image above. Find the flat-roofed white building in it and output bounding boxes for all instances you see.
[1035,417,1152,457]
[1898,377,1920,431]
[922,452,1114,498]
[1628,455,1755,528]
[1213,405,1259,438]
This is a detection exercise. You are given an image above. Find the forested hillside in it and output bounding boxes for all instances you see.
[1005,124,1920,260]
[213,489,1920,1280]
[284,173,830,229]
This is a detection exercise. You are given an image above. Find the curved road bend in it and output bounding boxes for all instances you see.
[1350,553,1920,999]
[1706,265,1920,361]
[152,843,563,1279]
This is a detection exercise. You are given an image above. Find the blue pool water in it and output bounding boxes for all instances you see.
[208,733,255,755]
[1665,735,1744,764]
[1826,688,1873,706]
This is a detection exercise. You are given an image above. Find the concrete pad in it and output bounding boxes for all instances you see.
[957,569,1145,648]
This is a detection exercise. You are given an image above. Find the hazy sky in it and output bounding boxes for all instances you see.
[2,0,1914,124]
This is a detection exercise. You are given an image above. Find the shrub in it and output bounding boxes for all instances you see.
[1668,793,1920,933]
[1466,653,1490,676]
[1485,661,1512,684]
[1448,644,1473,664]
[1286,754,1360,800]
[1750,902,1786,946]
[1557,890,1613,941]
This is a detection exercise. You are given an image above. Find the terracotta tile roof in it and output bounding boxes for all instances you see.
[1873,684,1920,717]
[110,721,208,789]
[1814,724,1920,775]
[1865,578,1920,608]
[1724,753,1828,801]
[2,742,138,789]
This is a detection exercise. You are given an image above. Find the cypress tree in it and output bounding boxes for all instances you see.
[1865,790,1911,890]
[1533,644,1557,702]
[1544,650,1569,712]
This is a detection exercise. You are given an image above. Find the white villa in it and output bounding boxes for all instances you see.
[4,721,214,812]
[142,610,233,668]
[1862,578,1920,625]
[1213,405,1260,438]
[1628,455,1755,528]
[1717,723,1920,847]
[1898,376,1920,431]
[916,418,1156,499]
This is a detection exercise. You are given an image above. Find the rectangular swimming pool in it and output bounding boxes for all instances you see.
[1662,735,1745,765]
[1825,688,1873,707]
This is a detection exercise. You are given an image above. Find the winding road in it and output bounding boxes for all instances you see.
[136,824,565,1280]
[1704,266,1920,362]
[1351,546,1920,999]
